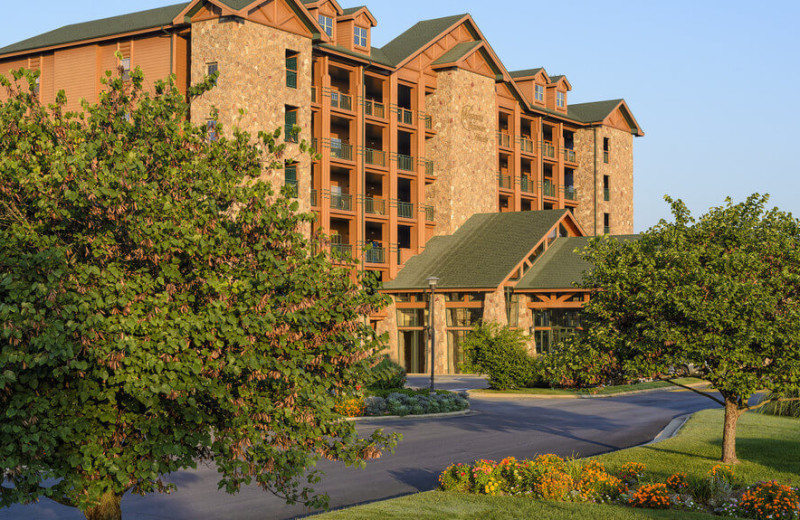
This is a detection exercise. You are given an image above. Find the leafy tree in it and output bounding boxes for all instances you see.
[577,194,800,464]
[0,65,396,520]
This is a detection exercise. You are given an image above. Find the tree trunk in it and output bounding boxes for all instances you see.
[84,492,122,520]
[721,396,743,464]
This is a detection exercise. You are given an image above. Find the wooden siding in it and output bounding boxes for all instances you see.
[134,35,172,91]
[54,45,96,112]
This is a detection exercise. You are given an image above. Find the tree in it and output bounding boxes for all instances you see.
[577,195,800,464]
[0,66,397,520]
[461,323,539,390]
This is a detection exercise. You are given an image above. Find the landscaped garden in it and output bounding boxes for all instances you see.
[312,408,800,519]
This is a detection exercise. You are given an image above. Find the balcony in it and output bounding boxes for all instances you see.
[331,243,353,259]
[541,180,556,198]
[541,141,556,159]
[330,192,353,211]
[364,99,385,119]
[562,148,576,162]
[563,185,577,201]
[311,86,317,103]
[422,114,433,130]
[311,188,318,207]
[498,174,512,190]
[397,154,415,172]
[311,137,318,153]
[423,159,435,176]
[422,204,435,221]
[364,148,386,167]
[330,141,353,161]
[497,132,512,148]
[519,137,535,154]
[520,176,535,194]
[364,246,386,264]
[396,107,414,125]
[397,201,414,219]
[364,196,386,216]
[330,89,353,111]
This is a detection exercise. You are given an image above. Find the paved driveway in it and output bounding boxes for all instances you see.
[0,389,718,520]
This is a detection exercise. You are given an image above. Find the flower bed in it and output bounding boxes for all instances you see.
[438,456,800,519]
[336,389,470,418]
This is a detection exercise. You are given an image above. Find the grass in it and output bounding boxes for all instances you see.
[473,377,705,396]
[311,409,800,519]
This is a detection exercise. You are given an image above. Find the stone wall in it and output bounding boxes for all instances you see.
[424,68,498,236]
[574,125,634,235]
[375,295,398,361]
[190,18,313,214]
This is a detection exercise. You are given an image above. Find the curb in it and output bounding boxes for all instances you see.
[468,382,711,400]
[347,408,475,423]
[640,413,691,446]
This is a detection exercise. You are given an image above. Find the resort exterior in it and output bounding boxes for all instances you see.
[0,0,644,374]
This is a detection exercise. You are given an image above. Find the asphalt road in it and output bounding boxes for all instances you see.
[0,388,718,520]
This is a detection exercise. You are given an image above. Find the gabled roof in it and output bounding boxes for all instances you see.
[0,3,187,55]
[548,74,572,90]
[382,210,569,291]
[510,67,545,79]
[568,99,645,136]
[340,5,377,25]
[516,235,640,290]
[431,40,482,67]
[379,13,467,66]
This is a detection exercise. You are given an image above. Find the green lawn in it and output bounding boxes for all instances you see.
[311,409,800,519]
[472,377,705,397]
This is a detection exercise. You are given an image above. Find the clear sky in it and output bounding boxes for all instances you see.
[2,0,799,232]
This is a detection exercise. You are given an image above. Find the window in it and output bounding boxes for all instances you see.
[318,14,333,37]
[284,163,298,197]
[284,106,297,142]
[396,298,429,373]
[120,57,131,81]
[354,26,367,47]
[285,51,297,89]
[207,120,217,142]
[532,309,583,355]
[603,137,610,163]
[603,175,610,201]
[557,91,565,108]
[604,213,610,235]
[535,84,544,102]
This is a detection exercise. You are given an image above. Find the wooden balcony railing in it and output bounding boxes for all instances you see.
[331,243,353,259]
[562,148,576,162]
[364,99,385,119]
[519,137,535,154]
[396,107,414,125]
[541,141,556,158]
[330,89,352,111]
[422,204,435,221]
[541,180,557,198]
[311,189,318,207]
[311,86,317,103]
[520,176,535,193]
[330,141,353,161]
[364,246,386,264]
[562,185,577,201]
[423,159,434,176]
[422,114,433,130]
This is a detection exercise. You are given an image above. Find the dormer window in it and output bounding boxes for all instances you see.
[354,26,367,47]
[557,91,565,108]
[535,84,544,102]
[318,14,333,37]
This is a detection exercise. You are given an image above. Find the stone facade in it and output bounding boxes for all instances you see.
[190,18,313,213]
[574,125,634,235]
[424,68,498,236]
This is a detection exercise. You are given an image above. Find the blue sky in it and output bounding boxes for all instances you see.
[2,0,799,231]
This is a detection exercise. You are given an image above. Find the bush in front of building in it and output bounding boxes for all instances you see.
[542,335,628,389]
[363,390,469,417]
[461,323,539,390]
[364,356,407,391]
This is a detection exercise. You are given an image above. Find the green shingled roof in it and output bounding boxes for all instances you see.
[510,67,544,79]
[383,210,568,291]
[516,235,640,290]
[0,3,188,55]
[317,43,394,67]
[431,40,481,66]
[567,99,623,123]
[548,74,565,83]
[379,14,466,66]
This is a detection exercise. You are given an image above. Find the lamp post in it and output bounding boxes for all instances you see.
[426,276,439,391]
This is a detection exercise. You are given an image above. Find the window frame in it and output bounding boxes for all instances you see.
[556,91,565,108]
[354,26,368,48]
[318,14,333,37]
[285,52,298,89]
[534,84,544,102]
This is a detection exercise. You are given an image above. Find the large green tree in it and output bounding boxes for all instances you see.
[577,195,800,464]
[0,66,396,520]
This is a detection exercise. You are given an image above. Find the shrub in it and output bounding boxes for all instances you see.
[542,335,628,388]
[579,465,627,502]
[364,356,407,391]
[618,462,647,483]
[364,390,468,417]
[334,398,365,417]
[629,483,671,509]
[438,463,472,493]
[739,481,800,520]
[757,390,800,418]
[708,464,737,486]
[666,472,689,492]
[461,323,539,390]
